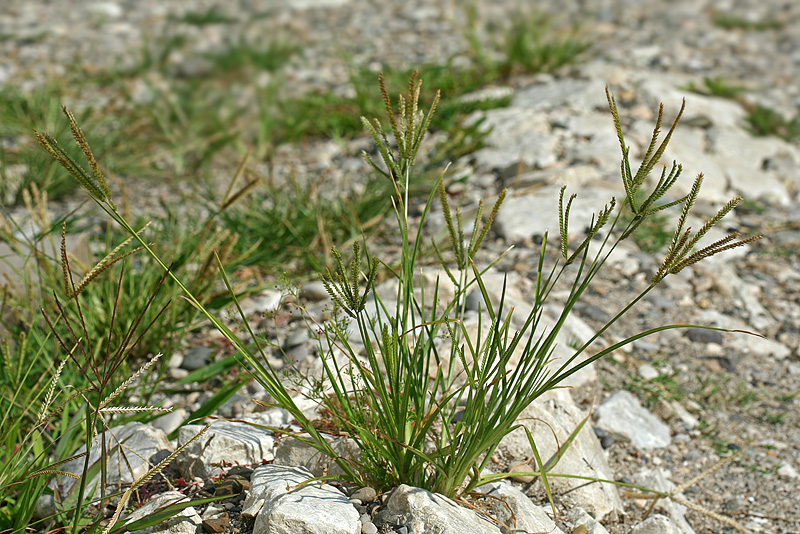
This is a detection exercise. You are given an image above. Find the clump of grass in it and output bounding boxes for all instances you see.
[712,13,783,31]
[36,71,759,533]
[216,168,389,275]
[171,6,237,26]
[0,83,138,204]
[493,11,590,77]
[682,76,746,99]
[262,8,586,145]
[0,248,179,531]
[203,36,300,75]
[744,104,800,142]
[263,61,508,143]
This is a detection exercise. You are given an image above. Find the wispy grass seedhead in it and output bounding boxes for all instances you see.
[34,107,115,209]
[651,176,761,284]
[605,85,761,282]
[433,181,506,284]
[362,71,440,203]
[321,242,378,319]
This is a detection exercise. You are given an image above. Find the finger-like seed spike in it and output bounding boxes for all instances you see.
[60,223,73,297]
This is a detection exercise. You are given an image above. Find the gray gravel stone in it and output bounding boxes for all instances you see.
[569,506,611,534]
[350,487,377,503]
[273,436,360,478]
[476,480,565,534]
[501,389,623,520]
[181,346,214,371]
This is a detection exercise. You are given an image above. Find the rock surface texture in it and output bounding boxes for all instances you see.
[7,0,800,533]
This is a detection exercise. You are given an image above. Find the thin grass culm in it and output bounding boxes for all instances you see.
[34,73,761,531]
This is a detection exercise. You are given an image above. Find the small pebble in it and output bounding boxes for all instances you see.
[464,290,488,311]
[509,460,535,483]
[351,486,377,503]
[637,363,659,380]
[361,522,378,534]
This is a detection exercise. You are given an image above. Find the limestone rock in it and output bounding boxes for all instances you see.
[569,506,611,534]
[476,480,565,534]
[273,436,360,478]
[631,514,684,534]
[175,420,274,479]
[60,422,173,497]
[500,389,624,521]
[630,468,695,534]
[123,491,202,534]
[383,484,502,534]
[472,108,559,175]
[494,185,621,243]
[596,391,671,449]
[244,465,360,534]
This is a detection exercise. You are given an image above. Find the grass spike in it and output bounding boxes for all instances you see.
[558,186,577,260]
[62,106,113,206]
[470,189,506,259]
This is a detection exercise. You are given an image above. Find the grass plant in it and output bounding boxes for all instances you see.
[683,76,746,99]
[31,67,762,534]
[744,104,800,142]
[170,6,237,26]
[0,83,138,204]
[17,65,759,531]
[712,13,783,31]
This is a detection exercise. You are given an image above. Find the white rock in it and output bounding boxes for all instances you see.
[777,462,799,479]
[513,79,610,112]
[459,86,515,104]
[569,506,611,534]
[471,108,559,174]
[710,127,794,206]
[60,423,173,497]
[561,111,622,171]
[596,391,671,449]
[88,2,123,18]
[500,389,624,520]
[175,420,274,479]
[151,409,186,436]
[654,124,730,204]
[637,78,747,130]
[494,185,621,243]
[123,491,201,534]
[238,289,283,316]
[383,484,502,534]
[670,401,700,430]
[273,436,360,478]
[629,468,696,534]
[631,514,684,534]
[246,465,360,534]
[476,480,565,534]
[638,364,660,380]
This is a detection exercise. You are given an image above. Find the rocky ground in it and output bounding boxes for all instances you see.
[3,1,800,533]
